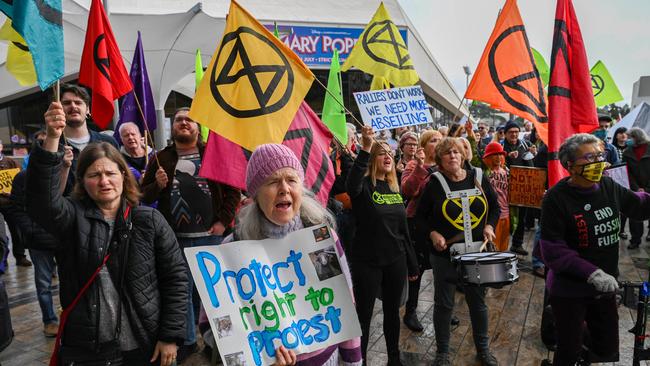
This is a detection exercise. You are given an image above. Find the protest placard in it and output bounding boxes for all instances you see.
[185,225,361,366]
[0,168,20,194]
[604,164,629,189]
[353,86,434,131]
[509,166,547,208]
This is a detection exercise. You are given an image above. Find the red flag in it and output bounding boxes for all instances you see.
[200,102,335,205]
[79,0,132,129]
[547,0,598,186]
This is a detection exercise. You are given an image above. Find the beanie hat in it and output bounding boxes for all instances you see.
[246,144,304,197]
[504,120,520,133]
[482,142,506,159]
[399,132,418,148]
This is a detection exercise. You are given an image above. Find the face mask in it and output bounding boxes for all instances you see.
[579,161,607,182]
[592,129,607,142]
[626,139,634,147]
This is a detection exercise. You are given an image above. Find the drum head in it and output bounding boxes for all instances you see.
[457,251,516,262]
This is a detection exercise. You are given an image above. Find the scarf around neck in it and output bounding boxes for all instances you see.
[261,214,304,239]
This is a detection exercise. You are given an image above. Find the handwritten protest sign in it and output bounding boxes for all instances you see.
[509,166,547,208]
[0,168,19,194]
[604,164,630,189]
[185,225,361,366]
[353,86,433,131]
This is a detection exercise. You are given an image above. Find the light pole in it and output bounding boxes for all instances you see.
[463,65,472,114]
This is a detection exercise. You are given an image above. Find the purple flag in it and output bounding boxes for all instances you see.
[114,31,156,143]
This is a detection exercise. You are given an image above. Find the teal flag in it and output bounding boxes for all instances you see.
[531,47,549,87]
[321,49,347,144]
[12,0,64,89]
[0,0,11,18]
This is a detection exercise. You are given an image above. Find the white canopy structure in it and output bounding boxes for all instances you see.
[0,0,467,144]
[607,101,650,142]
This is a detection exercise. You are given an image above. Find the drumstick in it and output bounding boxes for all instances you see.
[479,239,489,252]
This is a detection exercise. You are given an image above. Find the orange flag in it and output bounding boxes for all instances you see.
[465,0,548,143]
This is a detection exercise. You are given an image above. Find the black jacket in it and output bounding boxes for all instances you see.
[7,171,59,250]
[503,139,534,168]
[26,143,188,353]
[623,143,650,192]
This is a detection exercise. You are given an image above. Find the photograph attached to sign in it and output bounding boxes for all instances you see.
[312,226,331,242]
[224,352,246,366]
[213,315,233,339]
[309,246,342,281]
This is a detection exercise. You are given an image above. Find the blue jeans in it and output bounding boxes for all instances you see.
[29,249,58,324]
[176,235,223,345]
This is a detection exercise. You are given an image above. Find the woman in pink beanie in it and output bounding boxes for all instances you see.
[199,144,362,366]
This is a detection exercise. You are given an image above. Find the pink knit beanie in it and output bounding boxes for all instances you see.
[246,144,304,197]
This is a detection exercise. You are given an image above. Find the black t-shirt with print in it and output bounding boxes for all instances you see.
[416,168,500,258]
[541,176,645,277]
[346,150,410,266]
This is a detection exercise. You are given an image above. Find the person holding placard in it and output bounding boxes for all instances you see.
[199,143,362,366]
[26,103,189,365]
[346,126,418,365]
[539,133,650,364]
[415,137,500,366]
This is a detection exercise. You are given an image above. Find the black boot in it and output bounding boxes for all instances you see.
[403,311,424,332]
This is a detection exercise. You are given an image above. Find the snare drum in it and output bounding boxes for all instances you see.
[454,252,519,288]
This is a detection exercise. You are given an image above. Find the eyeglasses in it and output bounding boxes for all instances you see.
[477,126,485,130]
[403,143,418,148]
[573,151,608,163]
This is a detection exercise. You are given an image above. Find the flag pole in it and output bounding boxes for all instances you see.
[53,79,71,146]
[130,90,161,168]
[312,76,393,157]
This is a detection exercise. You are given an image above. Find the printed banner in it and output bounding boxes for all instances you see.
[0,168,20,194]
[185,225,361,366]
[266,24,407,68]
[604,164,629,189]
[509,166,547,208]
[353,86,433,131]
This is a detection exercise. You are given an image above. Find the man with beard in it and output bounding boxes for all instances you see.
[59,84,118,166]
[141,107,240,362]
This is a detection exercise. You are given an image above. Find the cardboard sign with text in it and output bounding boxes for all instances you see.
[509,166,547,208]
[185,225,361,366]
[0,168,20,194]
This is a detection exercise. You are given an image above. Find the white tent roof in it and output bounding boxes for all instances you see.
[0,0,467,117]
[607,101,650,141]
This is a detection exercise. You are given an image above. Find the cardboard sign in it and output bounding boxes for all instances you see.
[353,86,434,131]
[185,225,361,366]
[509,166,547,208]
[604,164,630,189]
[0,168,20,194]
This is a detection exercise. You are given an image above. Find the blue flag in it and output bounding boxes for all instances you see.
[115,31,157,142]
[0,0,12,18]
[11,0,64,89]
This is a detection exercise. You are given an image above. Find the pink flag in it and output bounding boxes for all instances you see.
[200,102,335,205]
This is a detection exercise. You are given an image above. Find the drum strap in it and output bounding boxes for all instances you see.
[432,169,483,256]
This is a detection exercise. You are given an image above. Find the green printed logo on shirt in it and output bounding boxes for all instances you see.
[372,191,403,205]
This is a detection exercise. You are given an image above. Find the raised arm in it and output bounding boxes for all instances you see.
[26,103,77,237]
[345,126,373,199]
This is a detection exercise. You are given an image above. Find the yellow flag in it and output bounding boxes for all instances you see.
[342,2,419,87]
[0,20,37,86]
[189,0,314,151]
[370,75,390,90]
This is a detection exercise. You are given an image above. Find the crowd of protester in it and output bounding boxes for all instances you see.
[0,83,647,366]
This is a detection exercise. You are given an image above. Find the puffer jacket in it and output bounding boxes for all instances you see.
[7,171,59,250]
[26,143,188,353]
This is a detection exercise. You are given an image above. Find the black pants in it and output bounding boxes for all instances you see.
[405,218,428,314]
[351,257,406,360]
[550,295,618,365]
[512,206,527,247]
[629,219,645,245]
[59,344,155,365]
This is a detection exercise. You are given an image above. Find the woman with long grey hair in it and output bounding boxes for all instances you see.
[199,143,362,366]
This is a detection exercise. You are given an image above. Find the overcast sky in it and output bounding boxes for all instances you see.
[399,0,649,106]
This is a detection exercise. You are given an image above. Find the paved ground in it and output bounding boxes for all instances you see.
[1,228,649,365]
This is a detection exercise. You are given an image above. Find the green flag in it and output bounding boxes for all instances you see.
[531,47,549,87]
[195,49,210,142]
[590,60,623,107]
[322,49,347,144]
[273,22,280,38]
